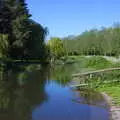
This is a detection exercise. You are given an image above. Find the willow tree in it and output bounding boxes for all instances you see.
[47,37,65,60]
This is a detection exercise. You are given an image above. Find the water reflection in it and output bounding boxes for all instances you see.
[32,80,109,120]
[0,63,110,120]
[49,64,75,86]
[0,63,48,120]
[72,88,108,108]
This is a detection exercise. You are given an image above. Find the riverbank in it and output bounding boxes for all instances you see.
[98,85,120,120]
[66,55,120,118]
[102,92,120,120]
[58,55,120,68]
[98,85,120,106]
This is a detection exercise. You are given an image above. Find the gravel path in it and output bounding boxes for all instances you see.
[110,106,120,120]
[103,56,120,63]
[102,92,120,120]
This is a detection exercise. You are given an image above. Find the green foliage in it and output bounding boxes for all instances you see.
[25,20,48,61]
[97,85,120,105]
[0,0,48,61]
[10,0,31,58]
[112,62,120,67]
[62,25,120,57]
[0,34,8,58]
[47,37,65,59]
[0,0,12,34]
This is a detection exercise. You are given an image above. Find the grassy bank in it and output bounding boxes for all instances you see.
[97,85,120,106]
[63,56,120,105]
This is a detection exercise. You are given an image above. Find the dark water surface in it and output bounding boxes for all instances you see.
[0,63,110,120]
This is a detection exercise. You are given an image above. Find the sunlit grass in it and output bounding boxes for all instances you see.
[97,84,120,105]
[56,56,120,105]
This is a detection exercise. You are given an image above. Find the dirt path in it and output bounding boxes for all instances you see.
[102,92,120,120]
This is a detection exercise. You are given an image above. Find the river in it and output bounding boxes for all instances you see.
[0,63,110,120]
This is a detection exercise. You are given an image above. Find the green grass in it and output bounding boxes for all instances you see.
[60,56,85,63]
[97,84,120,106]
[59,56,112,69]
[84,56,112,69]
[66,56,120,106]
[58,56,120,105]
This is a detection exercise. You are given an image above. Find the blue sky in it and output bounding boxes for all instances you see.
[27,0,120,38]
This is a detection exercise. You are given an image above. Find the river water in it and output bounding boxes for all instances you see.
[0,63,110,120]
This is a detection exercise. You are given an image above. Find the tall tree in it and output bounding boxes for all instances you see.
[0,0,12,34]
[10,0,31,58]
[47,37,65,59]
[25,20,48,61]
[0,0,49,61]
[0,0,31,58]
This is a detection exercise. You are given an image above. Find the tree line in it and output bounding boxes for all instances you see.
[47,24,120,58]
[1,0,119,61]
[0,0,49,62]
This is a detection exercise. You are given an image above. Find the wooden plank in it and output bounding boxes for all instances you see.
[72,68,120,77]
